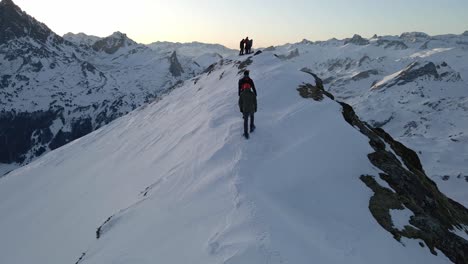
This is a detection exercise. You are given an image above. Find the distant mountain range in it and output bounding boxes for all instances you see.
[0,0,235,173]
[269,31,468,205]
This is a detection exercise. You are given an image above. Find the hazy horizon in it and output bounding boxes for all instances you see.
[10,0,468,49]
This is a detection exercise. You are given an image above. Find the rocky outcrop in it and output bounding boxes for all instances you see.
[344,34,370,46]
[376,39,409,50]
[297,73,468,264]
[92,32,136,54]
[463,31,468,36]
[168,51,184,77]
[373,62,439,89]
[341,103,468,264]
[274,48,300,60]
[0,0,61,44]
[352,70,379,81]
[400,32,430,42]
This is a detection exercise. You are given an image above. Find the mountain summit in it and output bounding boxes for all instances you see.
[92,31,137,54]
[0,0,59,44]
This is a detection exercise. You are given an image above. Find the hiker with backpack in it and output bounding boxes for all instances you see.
[239,38,245,55]
[238,70,257,139]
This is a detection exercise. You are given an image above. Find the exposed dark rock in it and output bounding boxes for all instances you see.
[92,32,135,54]
[463,31,468,36]
[296,75,468,262]
[358,56,370,67]
[254,50,262,56]
[168,51,184,77]
[75,252,86,264]
[351,70,379,81]
[297,83,334,101]
[274,48,300,60]
[297,70,334,101]
[373,62,440,89]
[299,39,314,45]
[370,115,394,128]
[1,74,12,88]
[344,34,370,46]
[237,56,253,73]
[96,215,113,239]
[376,39,409,50]
[203,63,216,75]
[0,0,62,44]
[326,57,354,72]
[339,102,468,264]
[400,32,430,41]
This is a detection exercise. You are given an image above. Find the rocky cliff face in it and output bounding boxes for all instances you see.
[0,0,60,44]
[344,34,370,46]
[92,32,136,54]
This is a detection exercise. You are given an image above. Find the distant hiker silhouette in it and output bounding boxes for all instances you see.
[246,38,253,54]
[240,38,245,55]
[244,37,250,54]
[238,70,257,139]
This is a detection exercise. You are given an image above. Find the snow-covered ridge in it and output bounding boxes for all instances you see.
[148,40,236,58]
[267,31,468,206]
[0,52,466,264]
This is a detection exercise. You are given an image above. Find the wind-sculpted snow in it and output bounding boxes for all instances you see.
[0,51,466,264]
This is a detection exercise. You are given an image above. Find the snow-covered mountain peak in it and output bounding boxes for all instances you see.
[400,32,431,42]
[63,32,100,46]
[0,0,17,8]
[91,31,137,54]
[147,40,236,58]
[344,34,370,46]
[371,61,462,90]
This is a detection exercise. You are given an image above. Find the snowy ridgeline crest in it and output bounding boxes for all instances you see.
[0,0,236,167]
[0,53,466,264]
[269,31,468,206]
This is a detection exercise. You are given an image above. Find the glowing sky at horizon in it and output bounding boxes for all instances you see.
[11,0,468,49]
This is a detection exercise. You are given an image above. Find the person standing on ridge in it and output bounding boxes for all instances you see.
[238,70,257,139]
[248,39,253,54]
[239,38,245,55]
[244,37,250,54]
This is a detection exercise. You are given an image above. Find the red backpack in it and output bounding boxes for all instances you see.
[241,78,252,91]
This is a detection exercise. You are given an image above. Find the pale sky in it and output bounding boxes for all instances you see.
[12,0,468,49]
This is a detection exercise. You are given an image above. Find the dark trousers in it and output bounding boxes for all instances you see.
[243,112,255,135]
[240,47,244,55]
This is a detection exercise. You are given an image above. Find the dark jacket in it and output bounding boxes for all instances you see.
[238,76,257,97]
[239,90,257,113]
[238,76,257,113]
